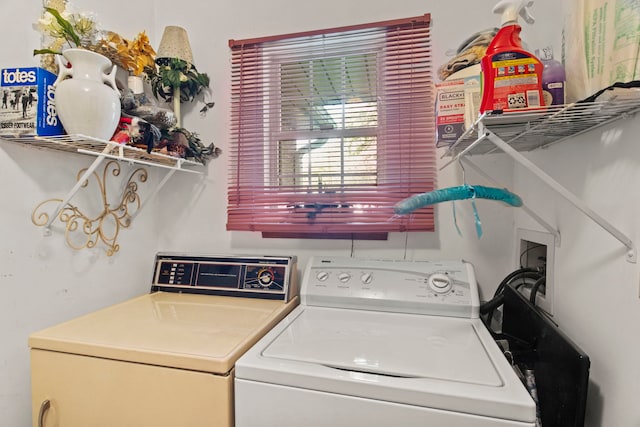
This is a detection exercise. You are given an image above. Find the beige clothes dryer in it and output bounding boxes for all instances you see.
[29,254,298,427]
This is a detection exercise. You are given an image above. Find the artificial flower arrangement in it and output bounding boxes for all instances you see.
[33,4,99,72]
[33,0,220,164]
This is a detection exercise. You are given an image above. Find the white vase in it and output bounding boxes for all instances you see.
[54,48,121,141]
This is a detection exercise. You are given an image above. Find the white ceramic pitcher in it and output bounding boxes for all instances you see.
[54,48,121,141]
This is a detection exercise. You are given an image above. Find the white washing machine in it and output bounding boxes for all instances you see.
[29,253,299,427]
[235,257,537,427]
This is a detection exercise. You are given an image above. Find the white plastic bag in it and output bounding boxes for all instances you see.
[564,0,640,102]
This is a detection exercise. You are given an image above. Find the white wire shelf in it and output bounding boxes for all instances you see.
[442,98,640,157]
[1,134,203,173]
[439,96,640,263]
[0,133,205,255]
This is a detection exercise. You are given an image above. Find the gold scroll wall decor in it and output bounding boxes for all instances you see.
[32,160,148,256]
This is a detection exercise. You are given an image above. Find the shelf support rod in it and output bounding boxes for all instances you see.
[128,168,177,222]
[460,157,561,246]
[483,130,636,263]
[43,145,114,232]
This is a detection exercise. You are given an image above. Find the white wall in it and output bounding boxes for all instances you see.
[513,117,640,426]
[7,1,636,426]
[152,0,558,294]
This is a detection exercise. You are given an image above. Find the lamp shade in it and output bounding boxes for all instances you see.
[156,26,193,65]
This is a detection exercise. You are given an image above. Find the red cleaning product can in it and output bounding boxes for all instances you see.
[479,4,545,113]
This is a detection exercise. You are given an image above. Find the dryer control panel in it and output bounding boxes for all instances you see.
[151,253,298,301]
[302,257,479,318]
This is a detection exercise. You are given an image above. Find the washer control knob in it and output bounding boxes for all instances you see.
[361,272,373,285]
[428,273,452,294]
[338,272,351,283]
[316,271,329,282]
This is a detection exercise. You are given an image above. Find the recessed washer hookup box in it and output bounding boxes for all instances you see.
[0,67,64,137]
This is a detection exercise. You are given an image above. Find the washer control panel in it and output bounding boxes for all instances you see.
[151,253,297,301]
[302,257,479,318]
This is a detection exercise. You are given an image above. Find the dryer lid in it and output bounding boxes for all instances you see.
[29,292,298,374]
[262,306,502,386]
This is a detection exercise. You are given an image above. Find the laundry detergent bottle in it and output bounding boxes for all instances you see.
[479,0,544,113]
[538,46,566,106]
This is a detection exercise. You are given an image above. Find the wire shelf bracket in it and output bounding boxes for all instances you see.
[486,130,635,262]
[1,134,204,254]
[440,99,640,263]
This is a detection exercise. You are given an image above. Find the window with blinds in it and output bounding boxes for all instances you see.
[228,15,435,239]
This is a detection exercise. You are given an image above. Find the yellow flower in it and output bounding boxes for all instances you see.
[92,30,156,76]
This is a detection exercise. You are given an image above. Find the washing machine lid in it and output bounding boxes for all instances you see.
[237,306,536,423]
[29,292,298,374]
[263,306,500,385]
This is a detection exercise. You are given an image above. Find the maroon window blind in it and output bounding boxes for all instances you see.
[228,14,436,238]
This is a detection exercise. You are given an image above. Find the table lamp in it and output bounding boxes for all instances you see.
[155,26,194,128]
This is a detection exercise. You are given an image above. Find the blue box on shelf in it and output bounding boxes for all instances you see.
[0,67,64,137]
